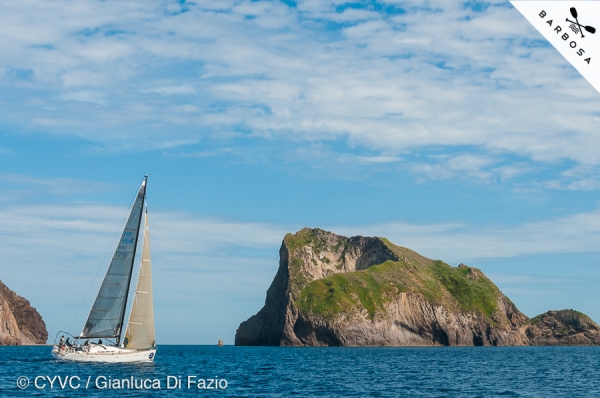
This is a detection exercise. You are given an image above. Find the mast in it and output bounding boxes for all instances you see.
[80,176,147,341]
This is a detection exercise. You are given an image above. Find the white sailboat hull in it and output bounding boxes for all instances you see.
[52,345,156,363]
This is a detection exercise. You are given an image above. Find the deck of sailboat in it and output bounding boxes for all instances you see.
[52,344,156,363]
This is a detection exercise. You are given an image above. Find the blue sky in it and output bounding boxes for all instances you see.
[1,0,600,344]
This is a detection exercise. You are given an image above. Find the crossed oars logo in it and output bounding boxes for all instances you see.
[566,7,596,38]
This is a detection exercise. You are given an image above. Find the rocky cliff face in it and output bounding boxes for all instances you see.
[525,310,600,346]
[0,280,48,345]
[235,229,600,347]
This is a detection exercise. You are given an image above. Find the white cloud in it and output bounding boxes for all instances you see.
[0,174,118,196]
[0,0,599,185]
[411,153,499,181]
[141,85,197,96]
[59,90,106,104]
[492,163,533,182]
[331,208,600,263]
[339,154,402,164]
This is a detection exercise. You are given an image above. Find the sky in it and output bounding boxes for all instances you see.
[1,0,600,344]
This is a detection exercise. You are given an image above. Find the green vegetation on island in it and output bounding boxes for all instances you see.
[297,246,500,321]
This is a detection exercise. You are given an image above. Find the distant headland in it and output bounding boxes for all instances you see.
[235,228,600,347]
[0,280,48,345]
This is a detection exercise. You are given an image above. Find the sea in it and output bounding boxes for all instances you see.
[1,345,599,397]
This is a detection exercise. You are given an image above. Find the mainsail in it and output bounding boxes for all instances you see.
[81,178,147,339]
[123,209,156,349]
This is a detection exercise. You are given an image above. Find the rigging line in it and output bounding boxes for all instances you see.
[66,187,141,336]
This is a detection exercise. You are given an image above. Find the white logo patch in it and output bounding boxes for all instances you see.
[512,1,600,93]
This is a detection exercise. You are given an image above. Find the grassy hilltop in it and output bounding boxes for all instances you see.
[288,229,501,322]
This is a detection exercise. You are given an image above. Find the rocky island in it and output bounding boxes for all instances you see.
[0,280,48,345]
[235,228,600,346]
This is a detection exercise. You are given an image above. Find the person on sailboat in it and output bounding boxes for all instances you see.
[65,338,72,347]
[98,339,103,345]
[59,335,65,346]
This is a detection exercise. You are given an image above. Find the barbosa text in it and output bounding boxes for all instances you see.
[539,10,592,64]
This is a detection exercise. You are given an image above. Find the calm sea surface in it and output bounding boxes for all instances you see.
[1,345,599,396]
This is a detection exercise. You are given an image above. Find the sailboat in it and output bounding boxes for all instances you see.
[52,176,157,363]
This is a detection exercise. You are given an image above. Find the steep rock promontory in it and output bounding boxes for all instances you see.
[235,228,600,347]
[0,280,48,345]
